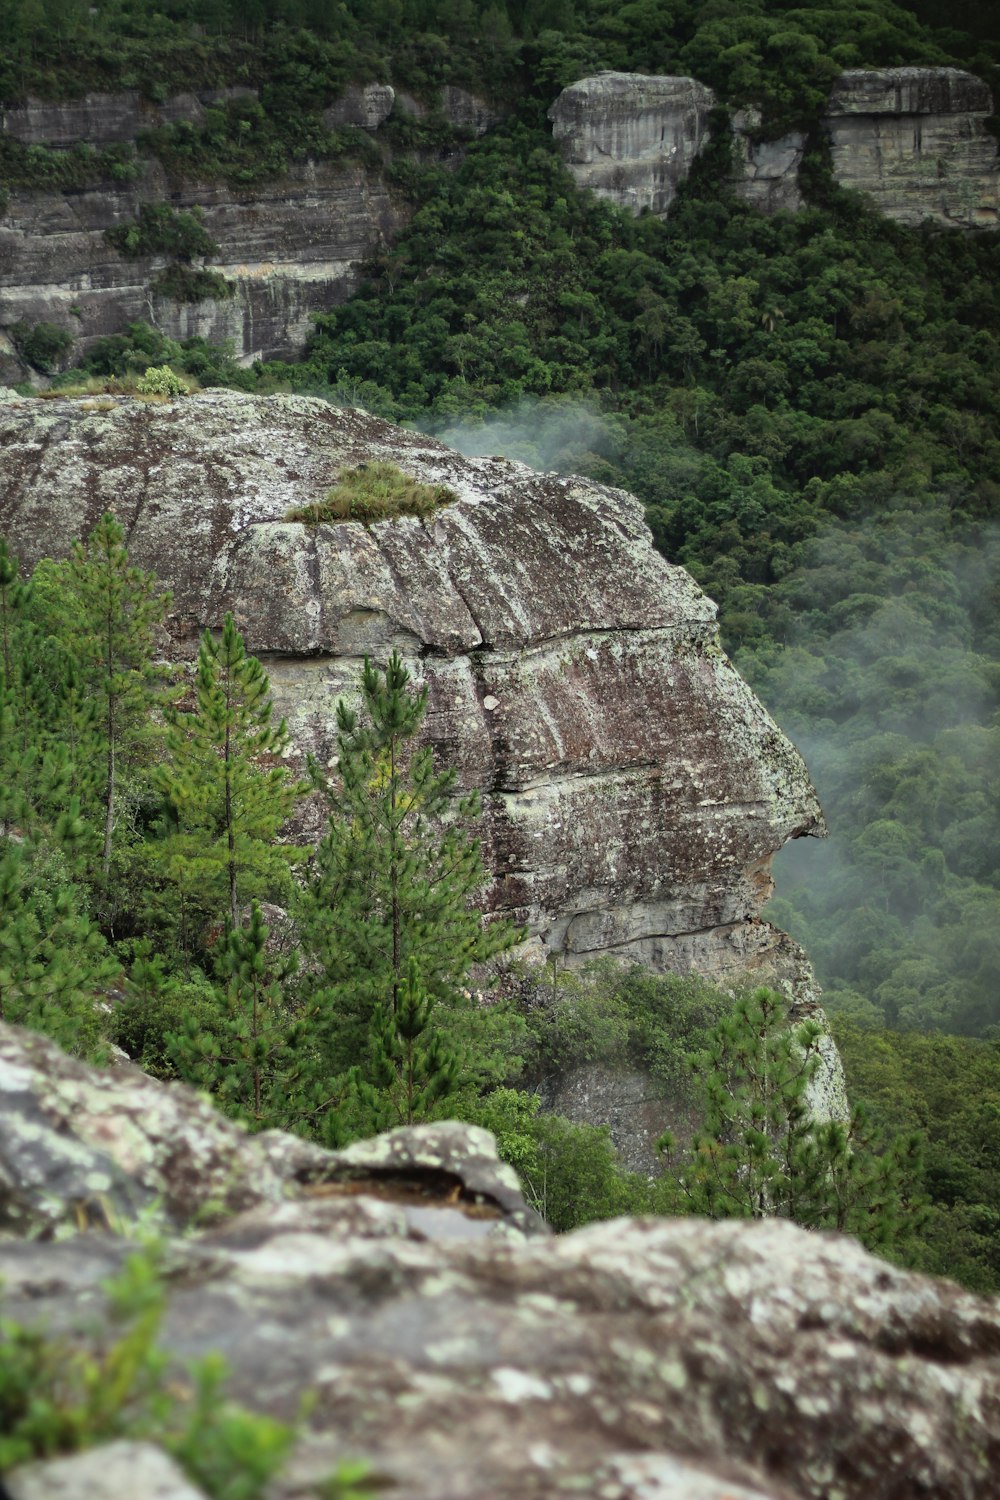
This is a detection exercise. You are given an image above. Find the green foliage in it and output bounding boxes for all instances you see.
[0,840,116,1055]
[167,902,306,1128]
[660,988,927,1256]
[472,1086,651,1232]
[136,364,192,396]
[10,320,73,374]
[286,462,455,526]
[106,204,219,261]
[151,265,235,304]
[357,956,462,1130]
[833,1017,1000,1293]
[299,650,521,1140]
[0,1247,369,1498]
[153,613,304,941]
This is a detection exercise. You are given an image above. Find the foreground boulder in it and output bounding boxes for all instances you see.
[0,388,823,995]
[2,1023,1000,1500]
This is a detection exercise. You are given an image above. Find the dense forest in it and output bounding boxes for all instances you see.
[2,0,1000,1286]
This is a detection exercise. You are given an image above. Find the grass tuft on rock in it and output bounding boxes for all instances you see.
[287,461,455,526]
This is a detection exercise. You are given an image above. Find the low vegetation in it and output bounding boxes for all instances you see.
[286,462,455,525]
[0,1245,372,1496]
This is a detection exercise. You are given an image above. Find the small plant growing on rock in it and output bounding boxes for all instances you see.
[136,365,191,398]
[0,1246,373,1498]
[286,461,455,525]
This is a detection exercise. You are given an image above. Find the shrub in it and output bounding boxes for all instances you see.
[136,365,191,397]
[11,321,74,374]
[105,204,219,262]
[286,461,455,525]
[150,266,235,303]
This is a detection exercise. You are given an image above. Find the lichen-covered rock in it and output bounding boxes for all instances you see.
[825,67,998,228]
[0,388,823,987]
[0,1022,543,1238]
[548,72,716,216]
[2,1196,999,1499]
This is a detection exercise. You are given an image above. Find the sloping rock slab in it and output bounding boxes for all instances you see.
[1,1211,998,1499]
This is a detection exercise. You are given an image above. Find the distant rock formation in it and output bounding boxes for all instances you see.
[2,1020,999,1500]
[549,66,998,227]
[0,387,824,993]
[547,71,716,216]
[826,67,999,228]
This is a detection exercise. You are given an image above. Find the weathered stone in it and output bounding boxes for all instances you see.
[825,67,999,228]
[440,85,506,136]
[0,88,258,149]
[2,1162,998,1499]
[0,1021,542,1240]
[548,72,717,215]
[4,1443,209,1500]
[730,108,805,214]
[0,389,824,986]
[322,82,395,131]
[549,67,997,229]
[0,158,408,367]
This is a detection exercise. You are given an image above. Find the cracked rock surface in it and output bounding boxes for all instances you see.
[2,1025,999,1500]
[0,388,824,987]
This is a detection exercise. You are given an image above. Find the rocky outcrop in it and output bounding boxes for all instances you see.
[548,72,716,216]
[2,1022,999,1500]
[0,388,824,984]
[549,67,997,227]
[825,67,999,228]
[0,1022,544,1239]
[0,160,406,367]
[0,82,500,370]
[730,108,805,214]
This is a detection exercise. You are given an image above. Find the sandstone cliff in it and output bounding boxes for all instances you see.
[546,71,716,216]
[0,387,823,994]
[0,84,498,374]
[2,1021,998,1500]
[826,67,999,228]
[549,66,998,226]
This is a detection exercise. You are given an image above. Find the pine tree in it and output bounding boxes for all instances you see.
[301,650,519,1087]
[356,957,462,1130]
[660,987,927,1256]
[154,613,304,941]
[0,839,117,1056]
[167,902,305,1128]
[64,513,169,885]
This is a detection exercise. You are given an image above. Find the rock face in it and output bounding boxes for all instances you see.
[825,67,999,228]
[0,82,498,371]
[0,387,824,986]
[0,159,405,369]
[548,72,717,216]
[549,67,997,227]
[2,1022,999,1500]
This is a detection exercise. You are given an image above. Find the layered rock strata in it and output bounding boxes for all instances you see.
[549,67,998,226]
[0,387,824,989]
[0,82,496,371]
[2,1022,999,1500]
[826,66,999,228]
[0,159,405,369]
